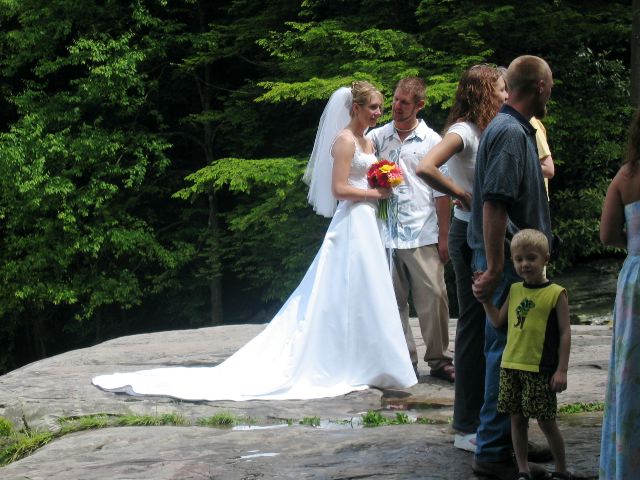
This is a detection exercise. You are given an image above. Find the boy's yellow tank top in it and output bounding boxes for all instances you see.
[501,281,566,374]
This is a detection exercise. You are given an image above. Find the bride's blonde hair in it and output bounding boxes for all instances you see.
[350,81,383,117]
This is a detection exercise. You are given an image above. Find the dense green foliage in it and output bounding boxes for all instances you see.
[0,0,632,373]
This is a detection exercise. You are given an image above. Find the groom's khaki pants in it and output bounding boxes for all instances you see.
[392,244,452,372]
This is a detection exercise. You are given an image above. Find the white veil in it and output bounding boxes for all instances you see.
[303,86,352,218]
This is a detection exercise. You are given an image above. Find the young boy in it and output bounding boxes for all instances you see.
[480,229,571,480]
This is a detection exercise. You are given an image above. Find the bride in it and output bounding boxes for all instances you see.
[92,81,417,401]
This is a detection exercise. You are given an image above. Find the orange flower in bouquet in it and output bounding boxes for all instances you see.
[367,159,403,220]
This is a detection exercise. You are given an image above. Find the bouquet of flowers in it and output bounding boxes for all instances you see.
[366,159,403,220]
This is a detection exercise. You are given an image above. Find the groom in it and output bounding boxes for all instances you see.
[368,77,454,382]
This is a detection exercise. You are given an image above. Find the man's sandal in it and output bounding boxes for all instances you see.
[430,364,455,383]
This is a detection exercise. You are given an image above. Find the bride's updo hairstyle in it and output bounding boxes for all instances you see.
[349,81,383,117]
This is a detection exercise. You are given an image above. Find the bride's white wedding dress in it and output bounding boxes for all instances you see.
[92,143,417,401]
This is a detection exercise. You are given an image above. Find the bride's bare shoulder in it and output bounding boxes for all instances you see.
[333,129,355,144]
[331,130,356,156]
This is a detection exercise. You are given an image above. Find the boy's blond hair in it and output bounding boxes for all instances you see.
[511,229,549,256]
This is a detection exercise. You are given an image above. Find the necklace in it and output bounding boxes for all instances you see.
[394,120,419,133]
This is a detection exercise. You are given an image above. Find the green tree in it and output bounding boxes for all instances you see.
[0,0,633,373]
[179,1,482,308]
[163,0,305,324]
[188,0,632,284]
[0,0,195,369]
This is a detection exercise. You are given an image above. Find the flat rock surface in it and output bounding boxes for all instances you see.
[0,319,611,479]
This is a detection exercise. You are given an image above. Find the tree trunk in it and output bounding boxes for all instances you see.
[197,0,223,326]
[208,192,223,325]
[632,0,640,106]
[31,314,47,360]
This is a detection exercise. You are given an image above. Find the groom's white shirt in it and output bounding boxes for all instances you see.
[367,120,447,249]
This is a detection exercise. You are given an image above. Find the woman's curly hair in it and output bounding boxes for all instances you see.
[443,64,503,133]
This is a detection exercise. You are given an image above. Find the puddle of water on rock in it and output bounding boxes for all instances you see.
[240,451,280,459]
[316,413,421,429]
[233,424,289,431]
[234,418,366,430]
[232,412,430,431]
[318,417,362,429]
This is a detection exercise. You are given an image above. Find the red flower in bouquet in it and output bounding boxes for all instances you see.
[367,160,403,220]
[367,159,403,188]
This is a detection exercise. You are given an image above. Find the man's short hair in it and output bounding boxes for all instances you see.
[395,77,426,104]
[506,55,550,95]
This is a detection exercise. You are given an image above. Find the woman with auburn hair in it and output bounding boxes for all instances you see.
[416,64,508,452]
[599,109,640,479]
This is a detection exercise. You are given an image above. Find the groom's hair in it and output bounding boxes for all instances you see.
[395,77,426,105]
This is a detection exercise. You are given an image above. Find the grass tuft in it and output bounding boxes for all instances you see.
[361,410,413,427]
[558,401,604,414]
[361,410,387,427]
[415,416,437,425]
[0,431,54,466]
[0,412,189,466]
[116,413,187,427]
[197,412,239,427]
[299,416,321,427]
[58,414,111,434]
[0,417,13,437]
